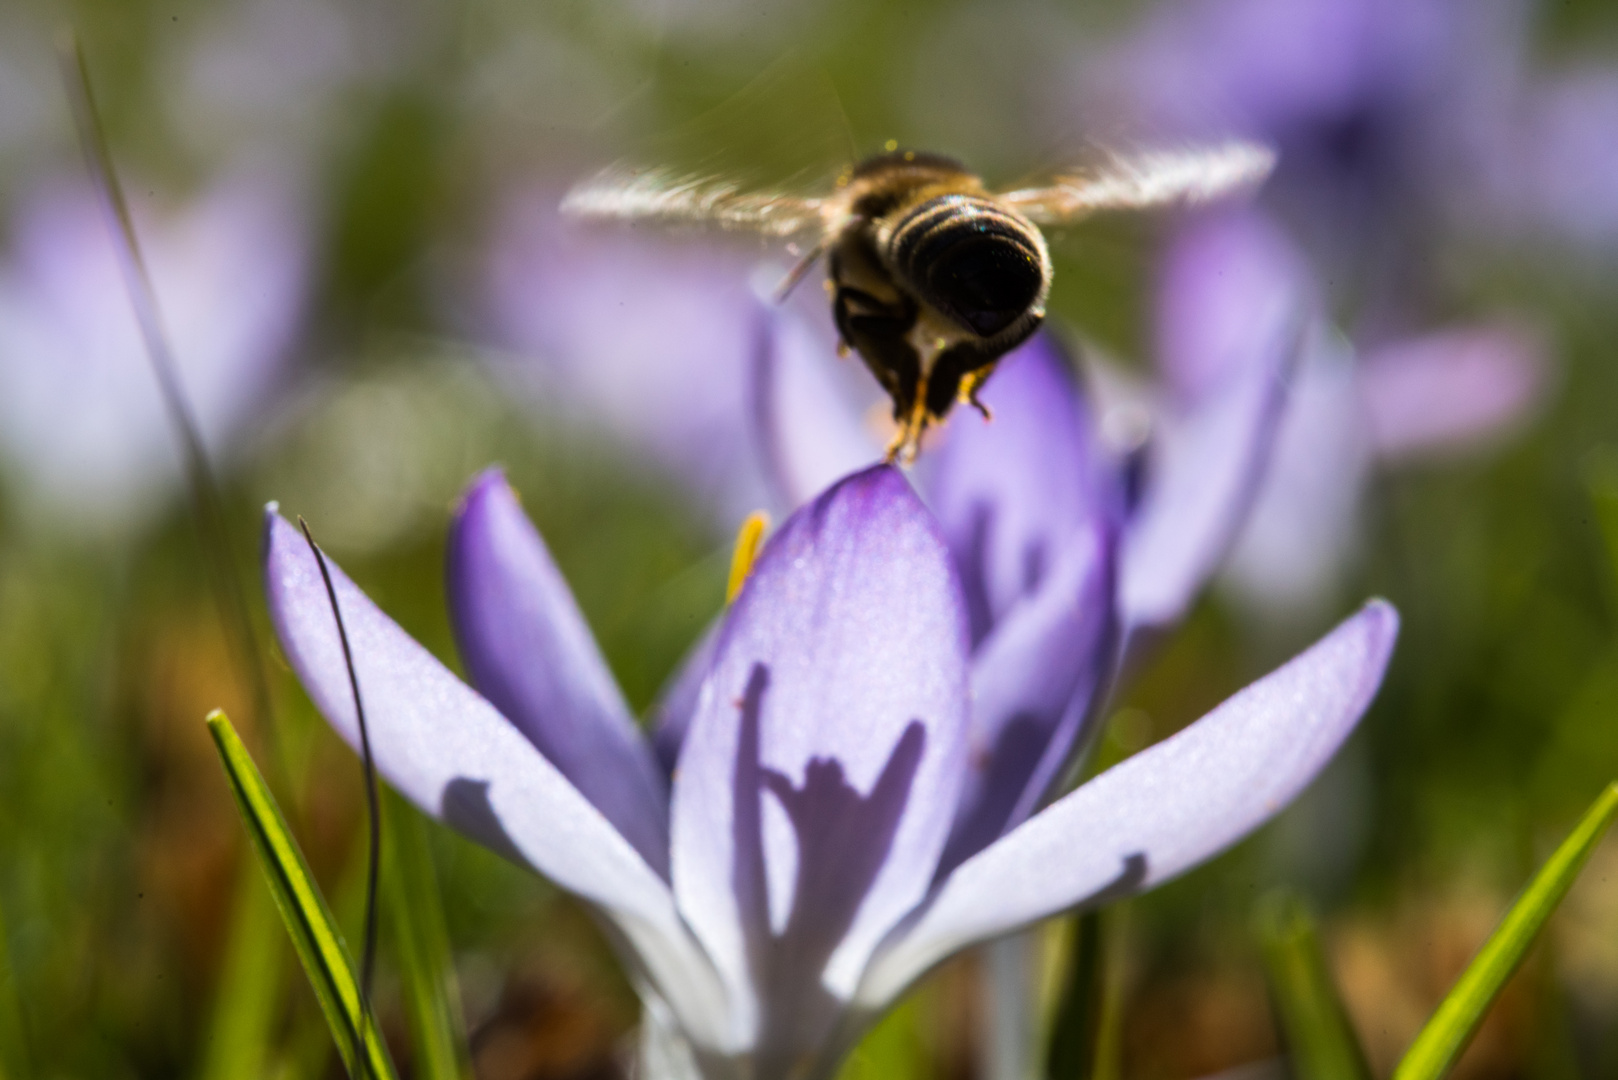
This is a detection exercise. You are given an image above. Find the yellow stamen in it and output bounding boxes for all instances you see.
[727,510,771,604]
[884,138,899,152]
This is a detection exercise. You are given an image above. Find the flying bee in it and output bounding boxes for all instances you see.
[562,140,1276,461]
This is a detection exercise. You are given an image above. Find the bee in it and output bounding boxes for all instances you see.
[562,140,1275,461]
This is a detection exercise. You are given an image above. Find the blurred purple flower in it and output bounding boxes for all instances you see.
[479,190,779,518]
[265,463,1397,1079]
[1090,0,1618,264]
[1159,208,1546,612]
[0,171,310,528]
[1072,0,1564,608]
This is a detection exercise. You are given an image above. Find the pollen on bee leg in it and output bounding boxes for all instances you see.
[958,367,996,421]
[726,510,771,604]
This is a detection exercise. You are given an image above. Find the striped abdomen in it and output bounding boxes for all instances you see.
[883,194,1051,339]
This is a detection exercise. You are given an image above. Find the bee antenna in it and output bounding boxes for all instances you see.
[773,240,826,303]
[297,516,383,1080]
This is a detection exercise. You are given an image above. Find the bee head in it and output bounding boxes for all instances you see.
[886,195,1051,339]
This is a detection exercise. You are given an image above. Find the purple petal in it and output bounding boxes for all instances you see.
[1154,208,1312,403]
[650,619,720,776]
[858,599,1398,1009]
[262,509,732,1049]
[935,520,1118,880]
[447,469,669,875]
[1358,323,1545,460]
[750,306,885,512]
[921,337,1121,871]
[669,465,970,1057]
[1119,359,1290,631]
[1221,334,1371,612]
[1120,212,1307,633]
[922,333,1115,644]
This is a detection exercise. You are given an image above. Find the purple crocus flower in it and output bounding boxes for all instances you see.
[1074,0,1558,609]
[1158,207,1544,613]
[0,171,310,528]
[264,463,1396,1079]
[476,186,1306,897]
[1087,0,1614,267]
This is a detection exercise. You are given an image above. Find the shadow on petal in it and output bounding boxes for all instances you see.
[730,661,928,1073]
[441,778,526,867]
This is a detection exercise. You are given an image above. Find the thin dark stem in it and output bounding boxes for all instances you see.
[298,517,382,1080]
[56,28,282,782]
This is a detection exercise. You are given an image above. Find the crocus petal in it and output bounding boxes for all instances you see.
[921,336,1121,884]
[1221,333,1370,612]
[750,306,885,512]
[262,510,731,1050]
[1120,212,1307,633]
[1118,351,1291,632]
[923,333,1114,643]
[1155,208,1312,403]
[1358,323,1545,460]
[935,521,1116,880]
[858,599,1397,1010]
[670,465,970,1055]
[650,620,720,776]
[447,469,670,875]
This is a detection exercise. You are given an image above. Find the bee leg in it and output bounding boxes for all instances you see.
[927,341,1002,423]
[884,391,930,465]
[882,427,907,464]
[833,280,923,440]
[957,365,997,421]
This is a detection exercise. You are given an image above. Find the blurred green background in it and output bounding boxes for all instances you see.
[2,0,1618,1077]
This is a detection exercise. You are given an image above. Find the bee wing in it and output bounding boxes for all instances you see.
[996,141,1277,225]
[561,164,830,240]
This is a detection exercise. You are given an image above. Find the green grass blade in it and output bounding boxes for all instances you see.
[383,788,473,1080]
[1045,911,1105,1080]
[206,710,399,1080]
[1256,892,1371,1080]
[196,860,286,1080]
[1394,780,1618,1080]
